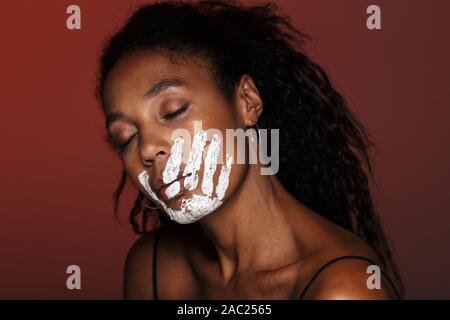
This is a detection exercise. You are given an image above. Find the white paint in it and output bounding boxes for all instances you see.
[162,136,184,184]
[169,194,222,224]
[201,134,221,196]
[216,153,232,201]
[137,132,233,224]
[165,180,180,200]
[183,130,207,190]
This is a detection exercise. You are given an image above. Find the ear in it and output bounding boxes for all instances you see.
[235,75,263,127]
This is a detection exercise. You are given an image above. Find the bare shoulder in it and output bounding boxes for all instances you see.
[294,208,400,300]
[123,224,199,300]
[123,230,159,300]
[299,224,398,299]
[301,256,399,300]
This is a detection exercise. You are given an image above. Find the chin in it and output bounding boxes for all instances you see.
[161,191,224,224]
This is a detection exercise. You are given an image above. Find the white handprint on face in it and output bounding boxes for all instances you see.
[138,130,233,224]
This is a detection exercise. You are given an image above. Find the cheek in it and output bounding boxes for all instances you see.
[193,97,240,129]
[218,162,248,201]
[121,153,145,192]
[122,152,136,173]
[183,141,247,204]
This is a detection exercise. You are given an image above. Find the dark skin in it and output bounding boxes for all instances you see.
[103,49,398,300]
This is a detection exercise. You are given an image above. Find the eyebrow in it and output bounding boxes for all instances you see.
[143,78,186,99]
[105,78,186,129]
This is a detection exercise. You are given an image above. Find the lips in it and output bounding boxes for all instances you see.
[152,170,192,201]
[158,175,189,200]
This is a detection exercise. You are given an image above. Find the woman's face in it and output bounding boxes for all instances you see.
[102,50,256,223]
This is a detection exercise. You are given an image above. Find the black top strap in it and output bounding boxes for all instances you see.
[298,255,401,300]
[152,229,160,300]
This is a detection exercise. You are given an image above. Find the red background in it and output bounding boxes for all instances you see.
[1,0,449,299]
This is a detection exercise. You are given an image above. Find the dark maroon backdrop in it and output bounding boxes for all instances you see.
[1,0,449,299]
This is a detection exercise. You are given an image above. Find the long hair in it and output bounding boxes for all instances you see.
[95,0,403,296]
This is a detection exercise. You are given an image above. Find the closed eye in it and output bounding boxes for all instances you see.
[118,133,136,150]
[161,102,190,121]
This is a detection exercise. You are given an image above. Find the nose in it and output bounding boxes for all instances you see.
[139,134,168,167]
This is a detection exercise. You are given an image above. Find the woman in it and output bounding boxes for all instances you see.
[96,0,403,299]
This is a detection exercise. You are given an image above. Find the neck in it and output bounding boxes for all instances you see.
[197,163,305,283]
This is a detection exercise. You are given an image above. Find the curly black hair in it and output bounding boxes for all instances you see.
[95,0,404,296]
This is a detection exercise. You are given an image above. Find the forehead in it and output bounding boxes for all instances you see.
[103,49,215,111]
